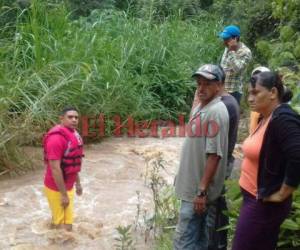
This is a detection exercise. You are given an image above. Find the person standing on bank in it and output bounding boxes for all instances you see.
[232,72,300,250]
[207,69,239,250]
[43,106,84,231]
[219,25,252,105]
[191,66,239,250]
[174,64,229,250]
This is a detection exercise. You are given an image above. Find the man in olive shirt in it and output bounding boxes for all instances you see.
[174,64,229,250]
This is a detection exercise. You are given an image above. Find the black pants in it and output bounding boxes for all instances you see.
[208,188,228,250]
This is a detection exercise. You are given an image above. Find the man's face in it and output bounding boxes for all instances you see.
[196,76,221,106]
[223,37,235,47]
[60,110,79,129]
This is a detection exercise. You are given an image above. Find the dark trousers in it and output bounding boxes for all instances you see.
[232,188,292,250]
[207,188,228,250]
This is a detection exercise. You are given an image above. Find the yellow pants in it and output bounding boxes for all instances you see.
[44,186,74,225]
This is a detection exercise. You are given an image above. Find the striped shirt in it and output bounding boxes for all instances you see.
[220,42,252,93]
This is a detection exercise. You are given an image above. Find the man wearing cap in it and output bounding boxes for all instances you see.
[174,64,229,250]
[191,65,240,250]
[219,25,252,104]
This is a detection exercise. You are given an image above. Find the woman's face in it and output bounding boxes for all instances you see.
[248,81,276,113]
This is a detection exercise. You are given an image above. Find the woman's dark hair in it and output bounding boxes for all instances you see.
[282,86,293,103]
[249,71,293,103]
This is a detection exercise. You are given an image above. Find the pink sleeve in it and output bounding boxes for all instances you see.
[45,134,67,160]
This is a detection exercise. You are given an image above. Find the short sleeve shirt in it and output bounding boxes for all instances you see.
[44,130,80,191]
[175,97,229,202]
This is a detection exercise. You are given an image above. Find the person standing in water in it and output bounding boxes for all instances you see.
[43,106,84,231]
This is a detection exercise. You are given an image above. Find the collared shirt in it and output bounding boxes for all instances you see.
[175,97,229,202]
[220,42,252,93]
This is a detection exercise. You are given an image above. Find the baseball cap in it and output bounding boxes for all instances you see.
[192,64,225,82]
[219,25,240,40]
[251,66,270,76]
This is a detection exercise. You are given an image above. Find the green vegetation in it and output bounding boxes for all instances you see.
[0,0,299,247]
[114,225,135,250]
[146,153,179,249]
[0,0,222,173]
[1,0,299,173]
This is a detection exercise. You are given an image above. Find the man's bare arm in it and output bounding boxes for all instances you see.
[193,154,221,215]
[199,153,221,191]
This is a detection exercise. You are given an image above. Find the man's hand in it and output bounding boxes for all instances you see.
[193,196,207,215]
[76,183,83,196]
[227,38,238,51]
[61,193,70,208]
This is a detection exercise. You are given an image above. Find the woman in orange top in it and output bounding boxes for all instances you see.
[232,71,300,250]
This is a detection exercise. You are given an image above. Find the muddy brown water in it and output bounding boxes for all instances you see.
[0,137,242,250]
[0,137,185,250]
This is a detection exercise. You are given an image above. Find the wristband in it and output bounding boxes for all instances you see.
[197,189,207,197]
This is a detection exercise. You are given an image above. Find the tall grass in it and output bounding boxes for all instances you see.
[0,1,223,173]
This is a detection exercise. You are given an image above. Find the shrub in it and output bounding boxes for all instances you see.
[294,38,300,59]
[0,1,222,173]
[256,40,272,62]
[277,52,296,67]
[280,25,296,42]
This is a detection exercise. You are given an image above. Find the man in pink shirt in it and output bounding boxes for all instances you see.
[43,106,84,231]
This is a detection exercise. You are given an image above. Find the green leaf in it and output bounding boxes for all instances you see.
[281,219,300,231]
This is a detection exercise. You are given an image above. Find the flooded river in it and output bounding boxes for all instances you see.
[0,137,184,250]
